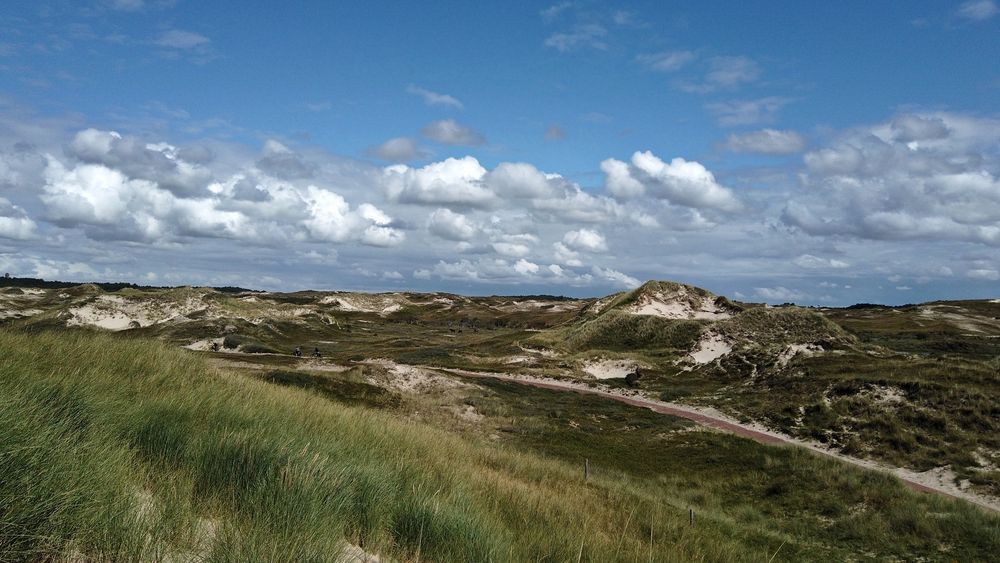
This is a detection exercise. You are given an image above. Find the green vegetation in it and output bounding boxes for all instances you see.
[546,309,704,353]
[708,350,1000,496]
[259,368,401,409]
[3,280,1000,559]
[3,329,998,561]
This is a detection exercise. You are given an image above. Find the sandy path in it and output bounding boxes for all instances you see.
[435,367,1000,513]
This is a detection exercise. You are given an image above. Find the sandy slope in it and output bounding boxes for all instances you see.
[435,367,1000,513]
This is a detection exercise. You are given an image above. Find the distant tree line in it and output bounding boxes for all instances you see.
[0,274,254,294]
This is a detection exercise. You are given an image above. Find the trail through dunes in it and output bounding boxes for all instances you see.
[436,367,1000,513]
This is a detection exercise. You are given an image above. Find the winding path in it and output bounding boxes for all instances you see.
[437,367,1000,513]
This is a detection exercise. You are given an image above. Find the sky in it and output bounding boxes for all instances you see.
[0,1,999,304]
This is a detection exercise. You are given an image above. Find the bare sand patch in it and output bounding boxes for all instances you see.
[582,359,638,379]
[367,359,464,392]
[67,295,206,331]
[626,285,731,320]
[776,343,823,368]
[689,332,732,364]
[184,337,225,351]
[0,307,42,319]
[319,293,407,316]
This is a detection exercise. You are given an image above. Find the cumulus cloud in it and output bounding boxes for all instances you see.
[67,128,212,196]
[552,241,584,266]
[957,0,998,20]
[783,112,1000,247]
[427,208,478,241]
[492,241,532,257]
[420,119,485,146]
[36,131,404,247]
[406,85,464,110]
[724,129,806,154]
[601,150,740,211]
[383,157,495,207]
[706,97,793,126]
[382,156,635,228]
[890,115,949,143]
[256,140,317,179]
[562,228,608,252]
[414,255,634,289]
[367,137,430,162]
[0,197,36,239]
[637,51,695,72]
[486,162,560,199]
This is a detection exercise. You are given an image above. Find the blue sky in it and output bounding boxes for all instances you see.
[0,1,999,304]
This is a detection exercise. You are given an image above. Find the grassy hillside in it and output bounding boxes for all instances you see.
[2,329,999,561]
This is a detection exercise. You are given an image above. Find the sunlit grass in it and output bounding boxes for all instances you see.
[1,328,998,561]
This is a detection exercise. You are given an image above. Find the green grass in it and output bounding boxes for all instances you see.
[3,329,998,561]
[0,329,784,561]
[540,309,704,354]
[258,368,402,409]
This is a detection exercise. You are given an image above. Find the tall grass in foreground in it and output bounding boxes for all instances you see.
[1,329,998,561]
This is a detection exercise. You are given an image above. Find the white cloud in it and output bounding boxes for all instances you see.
[383,156,495,207]
[154,29,210,49]
[35,131,403,248]
[793,254,849,269]
[420,119,485,146]
[540,2,572,21]
[562,228,607,252]
[303,188,403,246]
[552,241,584,266]
[592,266,640,289]
[492,241,532,257]
[406,85,464,110]
[753,286,807,302]
[428,208,478,241]
[67,128,212,196]
[957,0,998,20]
[680,56,761,93]
[0,197,36,240]
[514,258,540,275]
[725,129,806,155]
[368,137,429,162]
[967,268,999,281]
[382,270,404,280]
[257,140,317,179]
[784,112,1000,247]
[544,24,608,52]
[706,97,793,126]
[890,115,949,143]
[486,162,559,199]
[602,150,741,211]
[637,51,695,72]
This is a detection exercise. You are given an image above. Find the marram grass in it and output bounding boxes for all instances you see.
[1,329,998,561]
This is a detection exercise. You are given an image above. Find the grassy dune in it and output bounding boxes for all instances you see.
[1,329,999,561]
